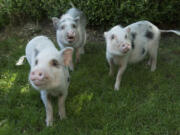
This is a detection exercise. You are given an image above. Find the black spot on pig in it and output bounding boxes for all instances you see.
[131,32,137,40]
[131,41,135,49]
[34,49,39,57]
[67,77,70,82]
[125,34,127,39]
[131,32,137,49]
[145,30,154,39]
[142,48,145,55]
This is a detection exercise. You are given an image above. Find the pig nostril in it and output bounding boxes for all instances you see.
[39,73,42,76]
[32,72,35,75]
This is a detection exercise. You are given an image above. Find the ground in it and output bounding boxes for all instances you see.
[0,23,180,135]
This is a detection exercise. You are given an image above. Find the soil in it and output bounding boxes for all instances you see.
[0,22,104,43]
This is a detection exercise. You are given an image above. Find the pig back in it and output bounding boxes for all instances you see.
[67,8,87,28]
[125,21,160,63]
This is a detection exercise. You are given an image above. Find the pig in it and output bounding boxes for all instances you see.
[52,3,87,70]
[104,20,180,90]
[16,36,74,126]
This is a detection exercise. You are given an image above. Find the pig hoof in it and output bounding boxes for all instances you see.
[46,121,53,127]
[114,82,120,90]
[151,68,156,72]
[151,66,156,72]
[114,85,120,91]
[109,71,113,76]
[114,87,119,91]
[75,59,80,64]
[69,66,74,71]
[60,115,67,120]
[147,60,151,66]
[108,73,112,76]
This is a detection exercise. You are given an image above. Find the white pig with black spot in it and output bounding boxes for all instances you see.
[52,3,87,70]
[16,36,74,126]
[104,20,180,90]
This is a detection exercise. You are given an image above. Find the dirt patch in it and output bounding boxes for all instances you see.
[0,22,104,43]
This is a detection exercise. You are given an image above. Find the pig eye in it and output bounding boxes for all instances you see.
[111,34,115,40]
[61,25,65,30]
[72,24,76,28]
[35,59,38,65]
[51,59,59,67]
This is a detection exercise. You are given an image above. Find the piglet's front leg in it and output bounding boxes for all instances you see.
[58,93,67,120]
[75,48,81,64]
[108,58,115,76]
[40,91,53,126]
[114,63,127,91]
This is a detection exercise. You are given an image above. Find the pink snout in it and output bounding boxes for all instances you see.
[121,43,131,53]
[67,31,75,37]
[30,69,49,86]
[67,31,75,42]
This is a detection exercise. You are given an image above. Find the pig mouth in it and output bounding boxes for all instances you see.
[67,36,75,43]
[122,49,129,54]
[122,47,131,54]
[32,79,48,87]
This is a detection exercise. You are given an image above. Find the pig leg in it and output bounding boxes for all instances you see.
[75,48,81,63]
[58,93,67,119]
[79,46,85,54]
[80,31,86,55]
[40,91,53,126]
[148,42,159,72]
[69,61,74,71]
[80,32,86,55]
[107,58,115,76]
[114,63,127,91]
[150,52,157,72]
[147,57,152,66]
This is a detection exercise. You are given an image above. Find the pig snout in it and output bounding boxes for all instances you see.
[67,31,75,42]
[30,70,44,80]
[30,69,48,85]
[121,43,131,53]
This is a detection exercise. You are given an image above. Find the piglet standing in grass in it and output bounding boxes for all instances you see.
[16,36,73,126]
[104,20,180,90]
[52,3,87,70]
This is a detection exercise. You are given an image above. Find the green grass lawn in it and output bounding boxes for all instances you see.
[0,35,180,135]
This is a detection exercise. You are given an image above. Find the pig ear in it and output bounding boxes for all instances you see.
[126,27,131,39]
[126,27,131,33]
[104,32,108,38]
[74,16,80,23]
[60,47,74,66]
[52,17,59,29]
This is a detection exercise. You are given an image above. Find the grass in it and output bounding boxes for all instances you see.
[0,35,180,135]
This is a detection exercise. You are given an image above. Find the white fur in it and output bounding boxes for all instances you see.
[104,20,180,90]
[18,36,73,126]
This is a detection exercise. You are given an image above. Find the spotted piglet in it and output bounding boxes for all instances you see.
[52,3,87,70]
[17,36,73,126]
[104,21,180,90]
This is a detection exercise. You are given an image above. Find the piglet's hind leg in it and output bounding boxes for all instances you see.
[114,64,127,91]
[40,91,53,126]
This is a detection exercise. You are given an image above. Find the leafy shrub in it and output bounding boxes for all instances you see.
[0,0,179,29]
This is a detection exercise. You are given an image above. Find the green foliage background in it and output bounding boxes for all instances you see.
[0,0,180,28]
